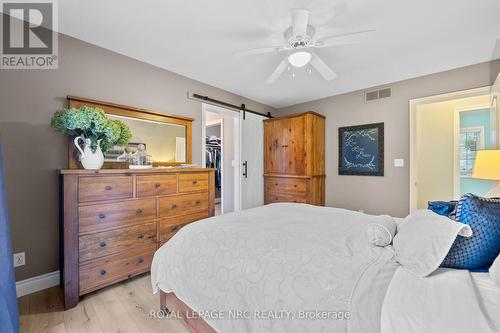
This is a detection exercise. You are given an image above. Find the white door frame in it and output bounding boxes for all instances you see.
[205,119,224,210]
[201,103,241,213]
[408,86,491,212]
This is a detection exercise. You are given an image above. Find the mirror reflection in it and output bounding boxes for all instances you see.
[105,114,187,163]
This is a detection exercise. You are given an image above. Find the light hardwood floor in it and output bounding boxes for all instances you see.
[18,273,190,333]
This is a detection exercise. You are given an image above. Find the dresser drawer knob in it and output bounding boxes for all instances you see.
[171,204,177,209]
[100,270,107,276]
[99,213,106,219]
[192,180,198,185]
[195,200,201,205]
[137,258,144,264]
[171,225,178,232]
[155,183,161,188]
[136,209,143,215]
[137,233,144,239]
[105,185,112,191]
[99,242,107,248]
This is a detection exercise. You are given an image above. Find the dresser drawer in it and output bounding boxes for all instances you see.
[78,176,133,203]
[159,192,208,218]
[79,198,156,234]
[265,192,307,204]
[79,244,155,294]
[265,177,308,195]
[79,222,156,262]
[137,174,177,197]
[178,173,209,193]
[159,210,209,242]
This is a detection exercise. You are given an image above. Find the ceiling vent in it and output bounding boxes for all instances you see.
[365,87,392,102]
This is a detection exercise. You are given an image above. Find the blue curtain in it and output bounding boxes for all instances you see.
[0,139,19,333]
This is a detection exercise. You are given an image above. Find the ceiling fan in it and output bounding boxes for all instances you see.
[237,9,375,84]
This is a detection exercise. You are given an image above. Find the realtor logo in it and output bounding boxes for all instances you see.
[1,0,58,69]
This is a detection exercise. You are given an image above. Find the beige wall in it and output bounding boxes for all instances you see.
[415,95,490,209]
[0,32,273,281]
[277,59,500,218]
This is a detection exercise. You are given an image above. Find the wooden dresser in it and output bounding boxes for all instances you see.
[264,112,325,205]
[60,168,215,309]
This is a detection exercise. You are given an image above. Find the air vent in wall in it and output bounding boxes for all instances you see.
[365,87,392,102]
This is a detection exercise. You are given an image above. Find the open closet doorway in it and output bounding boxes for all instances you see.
[202,103,241,215]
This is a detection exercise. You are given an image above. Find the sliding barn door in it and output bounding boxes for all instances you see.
[240,112,265,210]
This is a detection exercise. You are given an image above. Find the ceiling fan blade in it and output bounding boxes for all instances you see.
[235,45,286,56]
[314,29,375,48]
[266,58,289,84]
[291,8,309,38]
[310,53,337,80]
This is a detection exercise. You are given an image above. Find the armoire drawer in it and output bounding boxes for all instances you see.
[265,177,308,195]
[178,173,209,192]
[78,176,133,203]
[79,244,156,294]
[79,198,156,234]
[265,192,307,204]
[79,222,156,262]
[159,210,209,242]
[159,192,208,218]
[136,174,177,197]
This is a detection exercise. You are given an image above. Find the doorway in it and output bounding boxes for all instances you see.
[409,86,498,210]
[201,103,265,214]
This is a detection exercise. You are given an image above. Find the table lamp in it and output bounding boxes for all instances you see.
[472,150,500,197]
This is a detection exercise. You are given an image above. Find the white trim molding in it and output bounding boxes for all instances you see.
[16,270,60,297]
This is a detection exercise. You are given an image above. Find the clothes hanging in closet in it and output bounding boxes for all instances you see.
[205,137,222,191]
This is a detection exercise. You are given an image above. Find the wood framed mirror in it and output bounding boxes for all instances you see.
[67,96,193,169]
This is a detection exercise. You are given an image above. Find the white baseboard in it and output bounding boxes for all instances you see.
[16,271,60,297]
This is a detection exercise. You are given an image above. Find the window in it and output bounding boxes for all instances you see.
[459,127,484,176]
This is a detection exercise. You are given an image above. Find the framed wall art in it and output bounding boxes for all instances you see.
[338,122,384,176]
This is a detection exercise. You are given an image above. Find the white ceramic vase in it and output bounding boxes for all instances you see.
[74,136,104,170]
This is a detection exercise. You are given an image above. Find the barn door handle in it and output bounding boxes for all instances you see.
[243,161,248,178]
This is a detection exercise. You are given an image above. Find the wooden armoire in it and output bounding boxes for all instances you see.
[264,112,325,205]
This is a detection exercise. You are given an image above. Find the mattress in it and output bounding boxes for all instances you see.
[470,272,500,331]
[151,203,400,333]
[381,267,500,333]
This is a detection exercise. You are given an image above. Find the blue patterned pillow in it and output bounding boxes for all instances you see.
[428,201,457,217]
[441,194,500,269]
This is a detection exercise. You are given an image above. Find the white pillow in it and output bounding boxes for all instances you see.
[490,254,500,288]
[393,210,472,277]
[366,215,397,247]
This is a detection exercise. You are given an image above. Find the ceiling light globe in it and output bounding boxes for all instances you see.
[288,51,311,68]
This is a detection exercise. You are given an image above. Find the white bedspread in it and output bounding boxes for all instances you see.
[381,267,500,333]
[151,203,399,333]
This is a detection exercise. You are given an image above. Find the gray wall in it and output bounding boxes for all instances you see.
[0,32,273,281]
[277,60,500,218]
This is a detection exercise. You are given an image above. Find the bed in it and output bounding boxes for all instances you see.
[151,203,500,333]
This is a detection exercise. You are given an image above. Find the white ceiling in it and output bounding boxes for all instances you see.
[58,0,500,108]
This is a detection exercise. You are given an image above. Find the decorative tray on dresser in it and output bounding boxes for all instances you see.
[60,168,215,309]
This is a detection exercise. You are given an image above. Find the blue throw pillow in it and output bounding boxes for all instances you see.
[428,201,457,217]
[441,194,500,269]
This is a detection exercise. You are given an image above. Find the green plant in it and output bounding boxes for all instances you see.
[51,106,132,152]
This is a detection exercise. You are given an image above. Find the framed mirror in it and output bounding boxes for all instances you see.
[67,96,193,169]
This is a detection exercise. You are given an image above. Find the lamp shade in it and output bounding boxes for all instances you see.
[472,150,500,181]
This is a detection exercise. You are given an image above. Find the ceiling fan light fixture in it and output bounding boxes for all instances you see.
[288,51,311,67]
